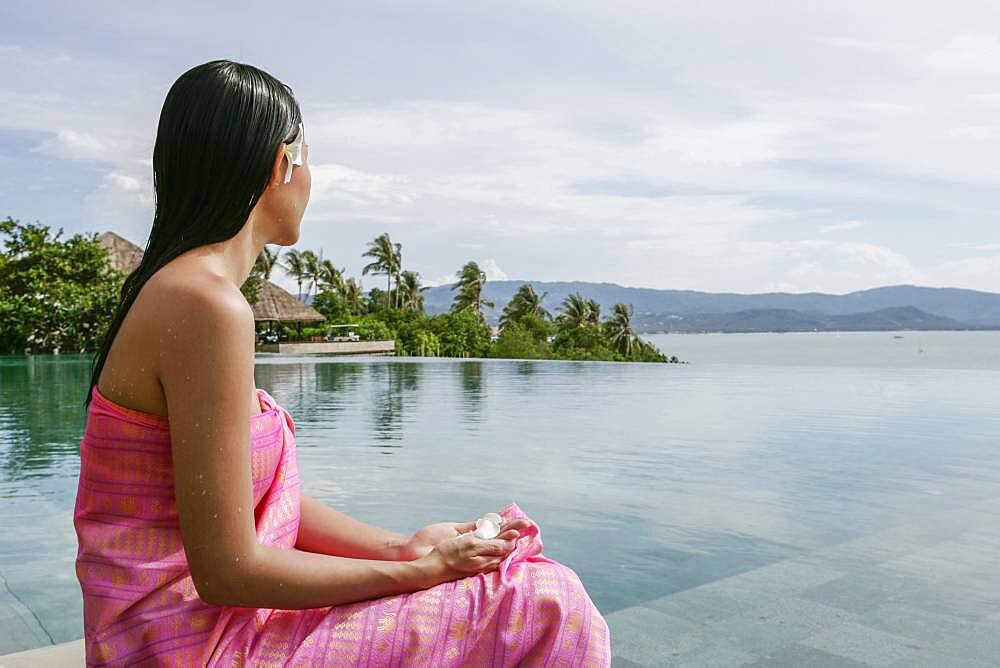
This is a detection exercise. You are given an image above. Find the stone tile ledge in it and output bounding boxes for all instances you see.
[0,639,84,667]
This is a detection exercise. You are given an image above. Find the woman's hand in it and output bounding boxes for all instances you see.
[414,531,515,585]
[400,518,534,561]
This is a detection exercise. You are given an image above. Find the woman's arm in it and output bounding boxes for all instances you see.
[295,494,409,560]
[297,494,533,562]
[159,282,515,609]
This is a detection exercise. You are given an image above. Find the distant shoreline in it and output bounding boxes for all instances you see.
[644,328,1000,335]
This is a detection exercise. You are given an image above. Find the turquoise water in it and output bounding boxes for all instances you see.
[1,332,999,660]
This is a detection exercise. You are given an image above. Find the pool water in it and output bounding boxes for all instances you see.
[2,334,999,664]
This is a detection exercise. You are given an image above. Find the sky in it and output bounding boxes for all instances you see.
[1,0,999,295]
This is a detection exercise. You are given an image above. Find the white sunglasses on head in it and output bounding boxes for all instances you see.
[282,122,304,184]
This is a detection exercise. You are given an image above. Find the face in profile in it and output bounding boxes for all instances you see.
[259,124,311,246]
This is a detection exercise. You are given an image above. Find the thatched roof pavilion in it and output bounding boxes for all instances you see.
[96,230,143,274]
[251,279,325,324]
[96,230,323,326]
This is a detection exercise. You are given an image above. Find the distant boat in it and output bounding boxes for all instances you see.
[894,335,904,339]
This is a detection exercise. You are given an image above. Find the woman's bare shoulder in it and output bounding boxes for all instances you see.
[144,268,251,318]
[145,269,255,377]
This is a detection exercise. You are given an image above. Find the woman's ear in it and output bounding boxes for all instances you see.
[269,142,288,189]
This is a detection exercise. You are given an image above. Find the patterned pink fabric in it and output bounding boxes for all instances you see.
[74,384,611,666]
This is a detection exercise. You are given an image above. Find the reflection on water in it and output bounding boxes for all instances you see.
[1,337,1000,648]
[458,362,485,426]
[367,362,421,443]
[0,355,91,483]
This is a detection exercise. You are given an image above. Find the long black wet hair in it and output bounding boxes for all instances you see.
[84,60,302,411]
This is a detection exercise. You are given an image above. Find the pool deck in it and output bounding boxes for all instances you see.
[607,495,1000,667]
[3,496,999,667]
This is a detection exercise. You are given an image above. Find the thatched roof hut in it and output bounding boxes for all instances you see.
[96,230,324,325]
[251,279,325,324]
[96,230,143,274]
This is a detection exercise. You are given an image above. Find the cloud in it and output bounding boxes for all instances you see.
[33,129,109,161]
[821,220,866,233]
[479,258,508,281]
[925,34,1000,76]
[4,3,1000,293]
[102,170,154,207]
[423,274,458,288]
[423,258,507,287]
[308,163,413,211]
[613,239,919,294]
[926,254,1000,291]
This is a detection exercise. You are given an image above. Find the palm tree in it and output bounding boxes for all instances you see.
[607,303,639,356]
[282,249,308,301]
[341,278,365,314]
[362,233,402,308]
[397,270,428,312]
[500,283,550,329]
[317,259,345,295]
[254,245,282,279]
[451,261,494,319]
[556,292,592,330]
[586,298,602,325]
[301,249,321,299]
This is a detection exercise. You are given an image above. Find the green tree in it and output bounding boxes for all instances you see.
[362,233,401,309]
[254,245,282,279]
[431,309,492,357]
[311,289,351,322]
[282,249,308,300]
[354,316,393,341]
[499,283,550,329]
[555,292,593,331]
[490,319,548,359]
[552,323,618,361]
[0,217,123,354]
[408,330,440,356]
[586,298,602,325]
[239,261,265,306]
[317,258,345,295]
[605,302,639,356]
[340,278,365,314]
[300,249,322,300]
[397,270,427,312]
[515,312,556,343]
[450,261,494,320]
[366,287,386,313]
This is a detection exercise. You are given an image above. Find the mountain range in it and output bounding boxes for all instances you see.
[421,283,1000,333]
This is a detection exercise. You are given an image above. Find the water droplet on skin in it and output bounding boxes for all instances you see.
[237,506,242,513]
[235,555,240,563]
[213,513,218,518]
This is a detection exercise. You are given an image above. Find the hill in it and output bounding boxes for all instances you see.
[423,282,1000,330]
[633,306,979,333]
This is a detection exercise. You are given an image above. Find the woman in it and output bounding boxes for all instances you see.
[73,60,610,666]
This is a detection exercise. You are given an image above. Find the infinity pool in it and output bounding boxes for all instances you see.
[2,336,999,665]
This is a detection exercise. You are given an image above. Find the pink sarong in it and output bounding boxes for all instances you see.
[74,384,611,666]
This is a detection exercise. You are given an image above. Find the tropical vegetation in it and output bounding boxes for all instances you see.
[0,218,678,362]
[296,232,676,362]
[0,218,123,354]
